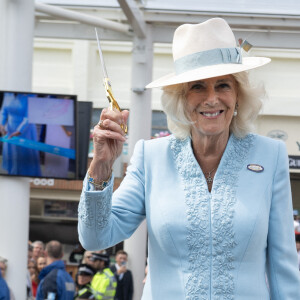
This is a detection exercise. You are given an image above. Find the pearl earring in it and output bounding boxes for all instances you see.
[233,103,238,117]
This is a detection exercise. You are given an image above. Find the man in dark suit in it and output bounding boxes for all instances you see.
[110,250,133,300]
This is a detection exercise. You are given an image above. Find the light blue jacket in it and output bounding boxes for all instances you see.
[78,134,300,300]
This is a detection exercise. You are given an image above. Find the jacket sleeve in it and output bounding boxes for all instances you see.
[35,279,44,300]
[266,141,300,299]
[78,139,146,250]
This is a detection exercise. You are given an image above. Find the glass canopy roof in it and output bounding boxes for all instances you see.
[37,0,300,15]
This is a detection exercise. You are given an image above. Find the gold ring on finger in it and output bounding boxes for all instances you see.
[97,120,105,129]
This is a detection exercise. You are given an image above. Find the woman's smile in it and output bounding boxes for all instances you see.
[186,74,238,138]
[199,110,224,118]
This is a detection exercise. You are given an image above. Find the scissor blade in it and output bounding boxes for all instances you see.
[95,28,109,79]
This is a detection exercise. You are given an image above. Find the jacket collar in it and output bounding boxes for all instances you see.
[39,260,65,280]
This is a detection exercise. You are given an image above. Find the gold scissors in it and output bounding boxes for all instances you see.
[95,28,127,134]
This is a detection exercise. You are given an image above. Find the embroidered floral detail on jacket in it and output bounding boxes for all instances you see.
[170,134,254,300]
[78,192,93,228]
[78,177,113,229]
[95,195,111,229]
[170,136,210,299]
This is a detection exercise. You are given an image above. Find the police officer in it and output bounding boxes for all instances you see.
[74,264,97,299]
[88,253,117,300]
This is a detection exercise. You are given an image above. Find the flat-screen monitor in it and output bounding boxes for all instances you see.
[0,91,77,179]
[77,101,92,180]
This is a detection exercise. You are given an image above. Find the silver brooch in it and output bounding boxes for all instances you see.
[247,164,264,173]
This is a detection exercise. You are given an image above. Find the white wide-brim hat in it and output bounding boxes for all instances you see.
[146,18,271,89]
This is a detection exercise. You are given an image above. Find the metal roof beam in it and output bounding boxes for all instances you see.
[34,5,300,32]
[143,10,300,31]
[233,29,300,49]
[151,24,300,49]
[117,0,147,38]
[35,2,132,35]
[34,21,131,41]
[34,21,300,49]
[33,5,300,49]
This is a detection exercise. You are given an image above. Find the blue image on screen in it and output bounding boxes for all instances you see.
[0,91,77,179]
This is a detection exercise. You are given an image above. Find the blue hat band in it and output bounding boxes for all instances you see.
[174,47,242,75]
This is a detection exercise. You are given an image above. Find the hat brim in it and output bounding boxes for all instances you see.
[77,272,93,276]
[146,57,271,89]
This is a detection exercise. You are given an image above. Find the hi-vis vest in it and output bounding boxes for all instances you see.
[75,283,97,299]
[91,268,117,300]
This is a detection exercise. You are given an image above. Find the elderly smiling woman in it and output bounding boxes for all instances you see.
[78,18,300,299]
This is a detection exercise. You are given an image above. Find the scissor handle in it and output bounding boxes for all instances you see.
[103,78,128,134]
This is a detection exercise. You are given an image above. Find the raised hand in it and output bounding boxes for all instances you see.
[88,108,129,182]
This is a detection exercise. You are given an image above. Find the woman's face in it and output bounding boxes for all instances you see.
[28,261,36,276]
[186,75,238,139]
[37,257,46,272]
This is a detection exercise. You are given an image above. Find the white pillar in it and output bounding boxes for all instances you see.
[72,40,90,101]
[127,31,153,155]
[0,179,30,298]
[0,0,35,299]
[124,26,153,300]
[0,0,35,91]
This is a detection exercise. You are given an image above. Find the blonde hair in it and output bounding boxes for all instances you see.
[161,72,265,139]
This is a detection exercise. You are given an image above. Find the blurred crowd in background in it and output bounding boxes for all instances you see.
[0,239,147,300]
